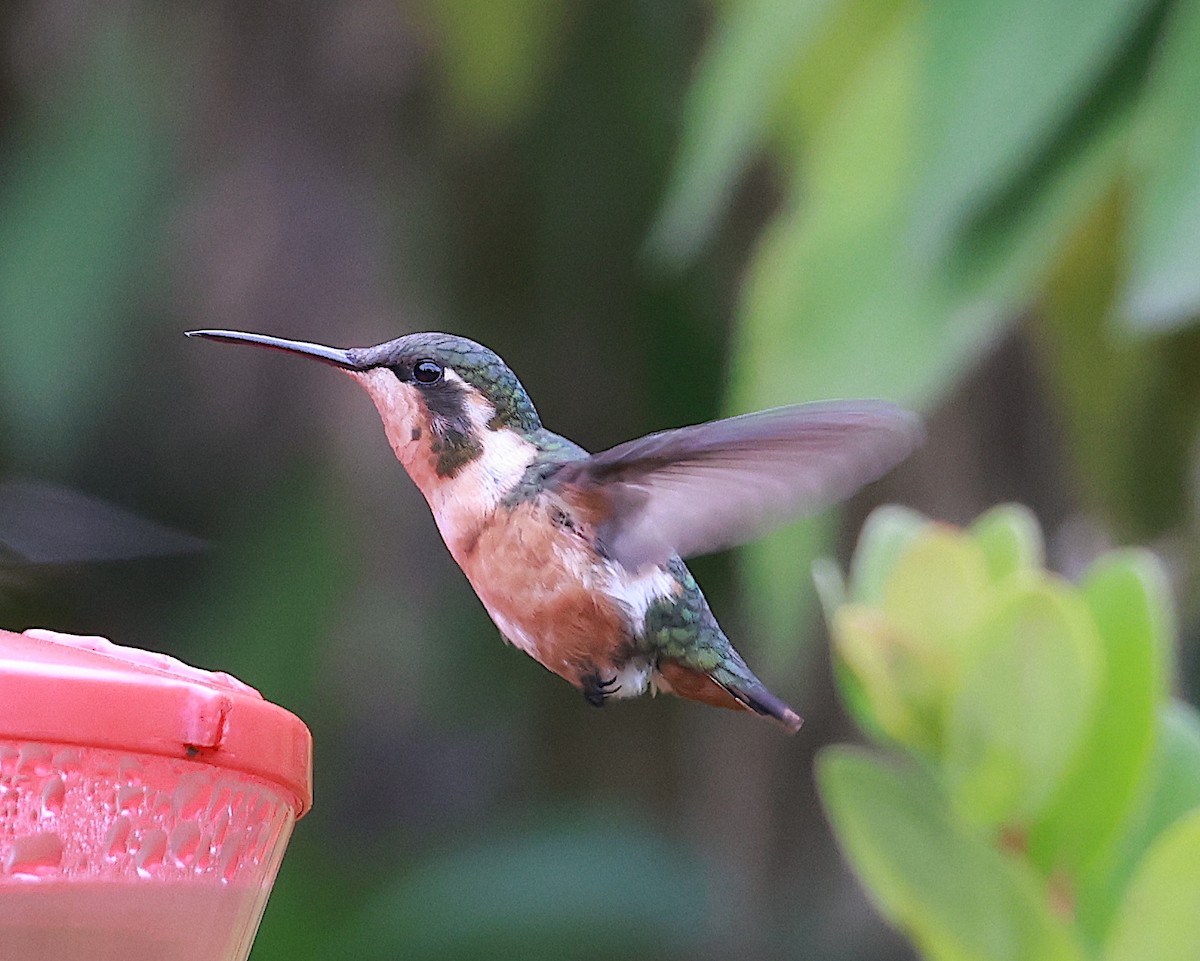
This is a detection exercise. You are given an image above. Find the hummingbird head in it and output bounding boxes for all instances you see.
[353,331,542,433]
[185,329,544,484]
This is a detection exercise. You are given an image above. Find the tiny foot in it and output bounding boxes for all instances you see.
[580,671,622,707]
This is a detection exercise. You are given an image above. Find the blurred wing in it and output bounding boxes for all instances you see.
[548,401,923,569]
[0,479,205,566]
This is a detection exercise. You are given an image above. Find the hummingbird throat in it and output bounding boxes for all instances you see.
[347,368,477,474]
[349,367,538,527]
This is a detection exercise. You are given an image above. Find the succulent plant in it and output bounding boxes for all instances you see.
[816,504,1200,961]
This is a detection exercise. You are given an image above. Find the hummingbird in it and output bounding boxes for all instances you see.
[187,329,922,733]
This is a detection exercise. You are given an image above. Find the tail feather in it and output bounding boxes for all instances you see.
[656,660,803,734]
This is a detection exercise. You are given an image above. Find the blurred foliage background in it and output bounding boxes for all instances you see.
[0,0,1197,959]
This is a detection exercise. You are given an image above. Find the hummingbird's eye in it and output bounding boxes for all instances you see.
[412,360,443,385]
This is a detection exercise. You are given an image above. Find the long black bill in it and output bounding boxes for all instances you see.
[185,329,365,370]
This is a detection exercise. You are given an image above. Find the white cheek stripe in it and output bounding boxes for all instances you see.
[349,366,538,546]
[427,407,538,536]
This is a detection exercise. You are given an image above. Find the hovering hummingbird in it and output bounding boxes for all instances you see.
[187,329,922,732]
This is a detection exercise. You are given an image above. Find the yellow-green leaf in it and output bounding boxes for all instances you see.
[945,578,1102,826]
[969,504,1045,583]
[1029,550,1170,874]
[1102,808,1200,961]
[819,748,1085,961]
[848,504,931,605]
[1119,0,1200,332]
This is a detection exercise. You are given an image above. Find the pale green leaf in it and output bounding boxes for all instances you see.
[648,0,833,263]
[1079,700,1200,943]
[1120,0,1200,332]
[835,526,992,753]
[847,504,930,605]
[1123,701,1200,852]
[1029,550,1170,874]
[1102,808,1200,961]
[818,748,1085,961]
[968,504,1045,583]
[911,0,1156,264]
[833,604,941,752]
[945,578,1102,826]
[881,527,990,662]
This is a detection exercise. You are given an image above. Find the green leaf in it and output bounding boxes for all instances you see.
[833,602,943,752]
[1033,187,1190,538]
[811,555,846,625]
[1028,550,1170,875]
[911,0,1157,264]
[828,505,932,742]
[1124,701,1200,853]
[1079,700,1200,942]
[1102,807,1200,961]
[832,525,990,752]
[340,816,708,960]
[647,0,833,264]
[945,578,1102,826]
[1119,0,1200,332]
[881,527,991,662]
[939,0,1166,303]
[828,616,892,746]
[969,504,1045,583]
[848,504,931,605]
[818,748,1084,961]
[772,0,911,170]
[730,7,961,413]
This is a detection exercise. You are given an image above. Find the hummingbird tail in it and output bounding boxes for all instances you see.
[656,661,803,734]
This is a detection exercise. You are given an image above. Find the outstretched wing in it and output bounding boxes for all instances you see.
[0,479,204,567]
[548,401,922,570]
